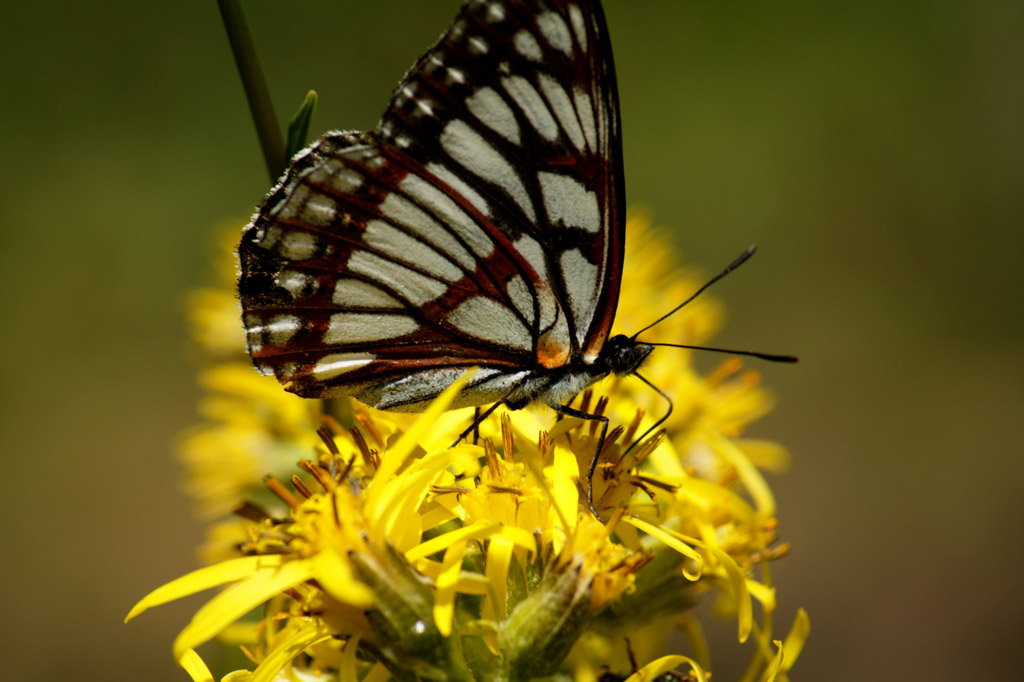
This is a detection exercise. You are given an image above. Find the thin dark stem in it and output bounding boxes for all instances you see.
[217,0,286,181]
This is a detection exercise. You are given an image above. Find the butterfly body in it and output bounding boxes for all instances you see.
[240,0,632,418]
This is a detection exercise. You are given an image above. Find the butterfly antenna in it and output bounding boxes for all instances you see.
[647,342,797,363]
[631,245,758,340]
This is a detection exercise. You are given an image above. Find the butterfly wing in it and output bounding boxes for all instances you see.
[380,0,625,363]
[239,0,624,410]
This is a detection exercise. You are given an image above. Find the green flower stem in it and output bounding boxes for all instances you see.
[217,0,286,181]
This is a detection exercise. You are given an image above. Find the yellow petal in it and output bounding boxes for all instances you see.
[708,545,752,643]
[221,672,253,682]
[176,648,215,682]
[406,521,534,562]
[126,555,284,622]
[434,539,468,636]
[762,640,785,682]
[250,621,334,682]
[173,558,314,658]
[623,655,705,682]
[485,535,515,619]
[550,442,579,531]
[779,608,810,672]
[676,614,711,671]
[378,446,467,547]
[711,432,775,518]
[746,579,776,611]
[735,438,791,473]
[340,633,362,682]
[367,370,474,504]
[623,516,703,579]
[310,548,375,607]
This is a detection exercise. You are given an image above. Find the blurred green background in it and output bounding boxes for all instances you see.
[2,1,1021,680]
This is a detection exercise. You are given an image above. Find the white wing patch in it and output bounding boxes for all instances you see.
[307,157,363,194]
[246,314,301,348]
[363,219,464,282]
[506,275,535,326]
[311,352,375,380]
[306,195,338,225]
[538,171,600,233]
[568,5,588,53]
[538,73,586,153]
[332,278,405,309]
[277,269,319,299]
[440,119,536,222]
[324,312,418,344]
[378,193,476,271]
[502,75,559,142]
[403,171,493,253]
[514,30,543,62]
[559,247,599,345]
[573,87,597,153]
[467,86,521,145]
[277,229,318,260]
[537,11,573,57]
[347,250,448,305]
[446,296,532,351]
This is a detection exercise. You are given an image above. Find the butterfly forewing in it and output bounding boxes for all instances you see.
[239,0,625,410]
[380,0,624,361]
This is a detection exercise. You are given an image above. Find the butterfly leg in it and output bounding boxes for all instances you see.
[549,402,610,522]
[450,401,505,448]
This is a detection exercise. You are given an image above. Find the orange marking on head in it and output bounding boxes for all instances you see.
[536,330,571,369]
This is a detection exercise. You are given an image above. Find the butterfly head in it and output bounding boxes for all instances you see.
[600,334,654,377]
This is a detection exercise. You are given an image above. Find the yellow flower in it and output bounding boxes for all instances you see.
[136,215,808,682]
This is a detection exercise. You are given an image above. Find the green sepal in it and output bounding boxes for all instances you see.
[500,563,592,682]
[284,90,318,160]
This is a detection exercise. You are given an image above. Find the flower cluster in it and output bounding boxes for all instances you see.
[129,214,808,682]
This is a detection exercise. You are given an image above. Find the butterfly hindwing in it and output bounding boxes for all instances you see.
[239,0,625,410]
[240,132,541,408]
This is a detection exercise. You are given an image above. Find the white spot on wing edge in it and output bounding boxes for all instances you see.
[440,119,536,222]
[278,230,318,260]
[247,314,301,346]
[277,269,318,299]
[446,296,532,351]
[468,36,489,55]
[311,352,375,380]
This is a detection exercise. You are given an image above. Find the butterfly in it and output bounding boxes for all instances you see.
[238,0,792,515]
